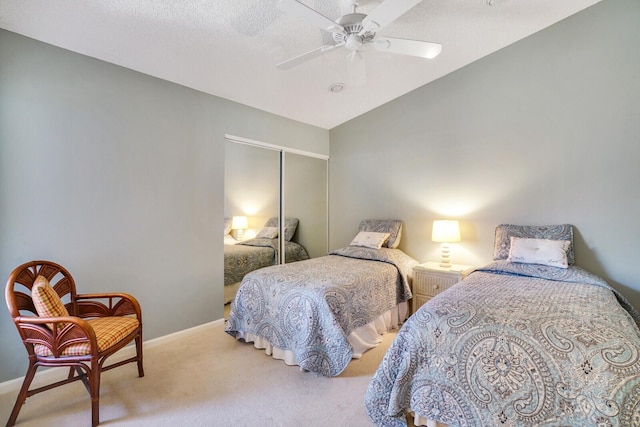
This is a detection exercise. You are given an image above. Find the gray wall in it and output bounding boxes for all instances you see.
[330,0,640,307]
[0,29,328,382]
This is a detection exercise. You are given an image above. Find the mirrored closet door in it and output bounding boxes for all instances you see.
[223,136,328,306]
[283,152,328,260]
[224,140,280,249]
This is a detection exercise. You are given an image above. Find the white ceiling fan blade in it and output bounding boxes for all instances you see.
[374,37,442,59]
[360,0,423,33]
[347,51,367,86]
[276,44,342,70]
[277,0,344,33]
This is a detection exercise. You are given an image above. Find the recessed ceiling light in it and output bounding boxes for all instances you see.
[328,83,345,93]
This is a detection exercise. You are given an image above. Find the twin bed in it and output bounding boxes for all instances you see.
[225,221,640,426]
[225,219,415,376]
[366,224,640,426]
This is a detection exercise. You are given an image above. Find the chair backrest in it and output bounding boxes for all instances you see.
[5,260,78,319]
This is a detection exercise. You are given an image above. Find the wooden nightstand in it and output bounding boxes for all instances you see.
[412,262,474,313]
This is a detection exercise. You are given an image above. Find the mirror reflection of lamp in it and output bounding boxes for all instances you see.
[432,220,461,269]
[231,216,248,240]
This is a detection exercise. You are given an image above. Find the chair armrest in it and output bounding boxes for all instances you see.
[15,315,98,358]
[75,292,142,319]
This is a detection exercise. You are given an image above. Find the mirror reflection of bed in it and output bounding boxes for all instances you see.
[224,137,328,318]
[223,217,309,307]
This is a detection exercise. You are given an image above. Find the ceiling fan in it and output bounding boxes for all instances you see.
[276,0,442,70]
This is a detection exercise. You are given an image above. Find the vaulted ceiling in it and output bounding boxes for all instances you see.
[0,0,601,129]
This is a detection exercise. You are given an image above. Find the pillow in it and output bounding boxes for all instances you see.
[224,218,232,235]
[358,219,403,248]
[32,275,70,330]
[256,226,279,239]
[507,237,571,268]
[493,224,575,265]
[264,217,299,241]
[350,231,391,250]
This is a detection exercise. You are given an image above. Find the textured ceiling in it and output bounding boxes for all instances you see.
[0,0,601,129]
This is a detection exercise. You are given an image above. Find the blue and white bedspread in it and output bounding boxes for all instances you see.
[225,246,417,376]
[365,260,640,426]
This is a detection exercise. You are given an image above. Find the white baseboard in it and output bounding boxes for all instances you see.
[0,318,225,396]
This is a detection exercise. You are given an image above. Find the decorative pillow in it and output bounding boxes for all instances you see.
[224,217,233,235]
[493,224,575,265]
[32,275,70,330]
[507,237,571,269]
[350,231,391,249]
[264,217,299,241]
[256,226,279,239]
[359,219,403,248]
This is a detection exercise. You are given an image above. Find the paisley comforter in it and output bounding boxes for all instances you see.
[225,246,418,376]
[224,238,309,286]
[365,261,640,426]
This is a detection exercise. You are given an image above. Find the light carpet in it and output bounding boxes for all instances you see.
[0,320,404,427]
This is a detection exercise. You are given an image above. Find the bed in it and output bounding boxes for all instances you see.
[224,217,309,303]
[225,219,418,376]
[365,224,640,427]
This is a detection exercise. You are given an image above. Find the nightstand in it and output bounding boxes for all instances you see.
[412,262,474,313]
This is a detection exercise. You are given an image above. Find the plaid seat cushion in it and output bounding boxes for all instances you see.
[34,316,140,357]
[32,275,70,330]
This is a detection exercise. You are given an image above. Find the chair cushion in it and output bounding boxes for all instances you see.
[32,275,70,330]
[34,316,140,357]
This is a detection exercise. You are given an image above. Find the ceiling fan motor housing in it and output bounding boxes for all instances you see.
[333,13,375,50]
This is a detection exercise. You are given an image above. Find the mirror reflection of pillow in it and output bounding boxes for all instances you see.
[507,237,571,268]
[349,231,391,250]
[224,218,232,235]
[256,226,279,239]
[264,217,298,241]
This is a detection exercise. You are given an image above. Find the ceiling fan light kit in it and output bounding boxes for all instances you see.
[276,0,442,70]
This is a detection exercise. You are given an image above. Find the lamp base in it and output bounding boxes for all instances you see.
[439,243,452,269]
[232,229,245,241]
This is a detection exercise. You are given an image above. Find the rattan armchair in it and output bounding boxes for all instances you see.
[5,260,144,427]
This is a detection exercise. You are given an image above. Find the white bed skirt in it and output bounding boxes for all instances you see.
[233,301,409,368]
[224,282,241,305]
[410,413,446,427]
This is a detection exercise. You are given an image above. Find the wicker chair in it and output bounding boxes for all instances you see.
[4,260,144,427]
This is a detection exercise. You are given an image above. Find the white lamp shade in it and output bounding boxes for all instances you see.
[231,216,248,230]
[432,220,461,243]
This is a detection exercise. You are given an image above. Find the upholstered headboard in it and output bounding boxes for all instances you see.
[493,224,575,265]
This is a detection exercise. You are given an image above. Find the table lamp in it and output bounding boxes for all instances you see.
[432,220,461,268]
[231,216,248,240]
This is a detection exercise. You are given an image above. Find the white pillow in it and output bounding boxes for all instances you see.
[507,237,571,268]
[349,231,391,250]
[256,226,279,239]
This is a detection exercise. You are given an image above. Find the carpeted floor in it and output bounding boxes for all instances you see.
[0,320,406,427]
